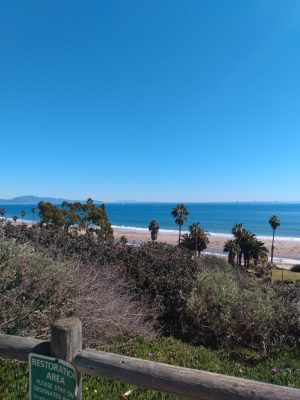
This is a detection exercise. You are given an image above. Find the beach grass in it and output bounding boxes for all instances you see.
[0,336,299,399]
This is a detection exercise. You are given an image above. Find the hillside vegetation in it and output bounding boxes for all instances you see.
[0,223,299,397]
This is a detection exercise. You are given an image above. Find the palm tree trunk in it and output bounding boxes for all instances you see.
[179,224,182,244]
[238,251,242,267]
[271,230,275,263]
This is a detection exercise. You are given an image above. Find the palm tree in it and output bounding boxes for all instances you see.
[181,222,209,255]
[231,223,245,267]
[13,215,18,225]
[242,236,268,267]
[223,239,240,267]
[0,208,6,222]
[240,230,256,267]
[248,238,269,265]
[232,224,256,267]
[149,220,160,241]
[269,215,280,263]
[171,204,189,244]
[31,207,36,224]
[20,210,26,224]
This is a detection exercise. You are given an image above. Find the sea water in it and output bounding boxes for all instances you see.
[1,202,300,239]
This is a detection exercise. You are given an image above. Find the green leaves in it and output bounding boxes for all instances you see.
[180,222,210,253]
[229,223,269,267]
[171,204,189,227]
[38,200,113,240]
[269,215,281,231]
[184,266,300,351]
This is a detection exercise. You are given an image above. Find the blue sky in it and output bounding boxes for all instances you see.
[1,0,300,201]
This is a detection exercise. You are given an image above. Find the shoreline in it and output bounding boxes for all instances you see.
[113,228,300,268]
[3,219,300,242]
[112,225,300,242]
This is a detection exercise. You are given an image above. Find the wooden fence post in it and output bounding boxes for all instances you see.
[51,317,82,400]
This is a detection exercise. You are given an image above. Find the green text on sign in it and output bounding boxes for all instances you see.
[29,353,77,400]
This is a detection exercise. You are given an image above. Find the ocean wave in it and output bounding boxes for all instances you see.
[112,225,300,241]
[257,235,300,242]
[112,225,183,235]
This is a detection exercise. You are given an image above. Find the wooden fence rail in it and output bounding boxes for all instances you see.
[0,318,299,400]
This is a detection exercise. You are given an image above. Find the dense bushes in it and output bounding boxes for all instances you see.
[1,223,299,353]
[1,224,200,336]
[183,266,300,351]
[123,242,199,336]
[0,232,154,344]
[0,238,70,336]
[1,223,118,265]
[123,245,300,352]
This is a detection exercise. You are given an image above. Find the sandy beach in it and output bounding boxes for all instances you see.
[113,229,300,268]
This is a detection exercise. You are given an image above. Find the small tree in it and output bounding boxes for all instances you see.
[148,220,160,241]
[62,201,83,230]
[38,202,65,227]
[171,204,189,244]
[269,215,280,264]
[83,200,113,240]
[13,215,18,225]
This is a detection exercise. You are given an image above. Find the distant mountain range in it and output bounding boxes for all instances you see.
[0,195,137,205]
[0,196,72,204]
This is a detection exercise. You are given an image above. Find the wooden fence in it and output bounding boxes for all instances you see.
[0,317,299,400]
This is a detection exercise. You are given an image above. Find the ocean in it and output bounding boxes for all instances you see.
[1,202,300,239]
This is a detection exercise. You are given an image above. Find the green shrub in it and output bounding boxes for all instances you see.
[0,237,71,336]
[1,225,299,353]
[123,242,199,336]
[183,266,300,351]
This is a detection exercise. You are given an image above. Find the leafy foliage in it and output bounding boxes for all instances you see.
[123,241,199,336]
[1,224,299,353]
[183,265,300,351]
[0,237,70,336]
[224,223,269,267]
[180,222,209,254]
[38,199,113,239]
[269,215,281,231]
